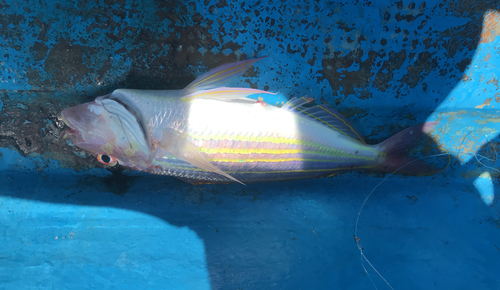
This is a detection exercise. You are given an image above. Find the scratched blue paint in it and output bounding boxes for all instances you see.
[1,0,500,289]
[437,40,500,110]
[0,0,172,95]
[196,1,472,112]
[427,10,500,163]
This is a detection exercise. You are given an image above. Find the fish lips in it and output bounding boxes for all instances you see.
[62,127,84,145]
[60,104,89,145]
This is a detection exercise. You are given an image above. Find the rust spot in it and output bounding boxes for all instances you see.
[484,53,491,61]
[495,92,500,103]
[320,49,409,98]
[43,39,94,86]
[475,97,492,109]
[462,74,472,83]
[487,77,499,90]
[480,11,500,44]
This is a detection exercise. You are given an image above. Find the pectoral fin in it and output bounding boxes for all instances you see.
[159,130,245,185]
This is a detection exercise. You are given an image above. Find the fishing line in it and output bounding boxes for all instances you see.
[354,133,499,290]
[471,134,500,175]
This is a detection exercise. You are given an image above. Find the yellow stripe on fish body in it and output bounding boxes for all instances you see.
[190,132,378,162]
[207,158,342,163]
[198,148,354,156]
[197,147,376,162]
[181,98,381,181]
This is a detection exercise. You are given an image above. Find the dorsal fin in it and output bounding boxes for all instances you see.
[184,57,266,92]
[281,95,315,109]
[282,96,366,144]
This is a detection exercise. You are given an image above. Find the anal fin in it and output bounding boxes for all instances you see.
[175,176,230,185]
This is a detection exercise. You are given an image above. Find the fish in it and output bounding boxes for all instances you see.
[61,57,438,185]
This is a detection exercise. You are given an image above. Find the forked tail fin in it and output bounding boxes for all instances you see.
[375,122,442,176]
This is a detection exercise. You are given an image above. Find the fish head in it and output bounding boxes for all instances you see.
[61,97,151,170]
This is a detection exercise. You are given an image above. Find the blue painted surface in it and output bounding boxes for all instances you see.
[1,0,500,289]
[2,147,499,289]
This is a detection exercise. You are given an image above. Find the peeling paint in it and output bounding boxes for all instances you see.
[480,10,500,44]
[476,97,493,108]
[477,117,500,124]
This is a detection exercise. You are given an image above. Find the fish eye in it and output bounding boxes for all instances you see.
[97,154,118,166]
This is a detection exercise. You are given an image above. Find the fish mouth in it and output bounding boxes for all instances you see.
[61,108,85,144]
[62,127,85,144]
